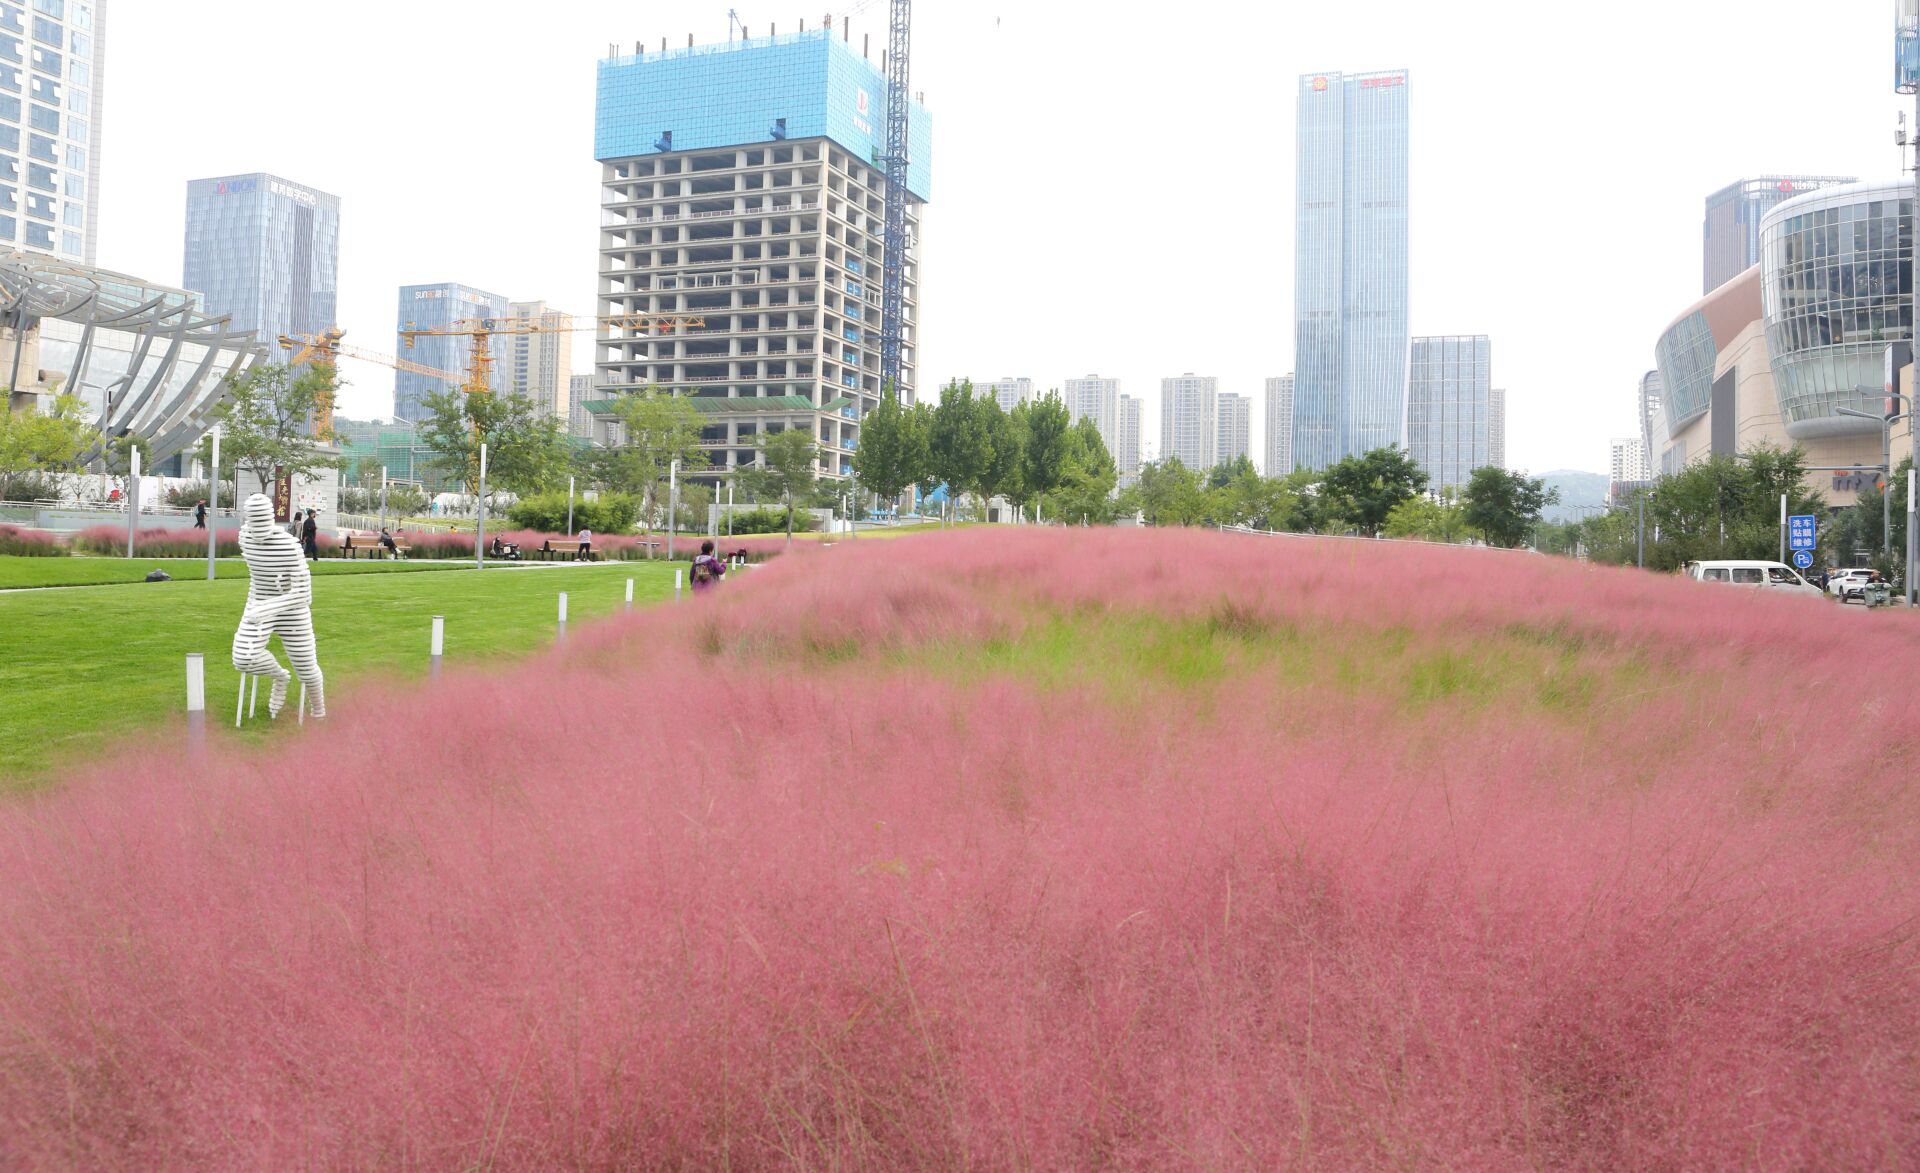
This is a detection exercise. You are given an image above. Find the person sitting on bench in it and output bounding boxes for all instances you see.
[379,527,402,558]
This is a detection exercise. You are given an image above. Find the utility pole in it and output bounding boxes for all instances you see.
[1636,493,1646,569]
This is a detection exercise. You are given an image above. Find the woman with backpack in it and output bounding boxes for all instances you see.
[690,539,727,594]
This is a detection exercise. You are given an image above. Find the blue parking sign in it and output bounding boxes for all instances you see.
[1793,549,1814,570]
[1788,515,1817,551]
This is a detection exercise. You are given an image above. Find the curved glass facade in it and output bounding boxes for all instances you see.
[1761,180,1913,438]
[1653,308,1716,441]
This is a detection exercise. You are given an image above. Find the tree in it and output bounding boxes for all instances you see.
[1121,457,1209,526]
[1213,461,1308,531]
[1461,467,1557,548]
[1384,490,1477,543]
[1044,416,1120,525]
[1016,393,1074,511]
[979,397,1024,514]
[758,426,818,543]
[0,393,98,497]
[418,384,569,506]
[851,390,929,509]
[1319,446,1429,536]
[928,380,992,522]
[605,390,711,531]
[214,363,342,508]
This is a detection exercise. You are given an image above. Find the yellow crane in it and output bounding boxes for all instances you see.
[396,311,707,399]
[279,327,465,434]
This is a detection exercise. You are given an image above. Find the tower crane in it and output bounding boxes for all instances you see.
[397,311,706,399]
[279,327,465,434]
[878,0,911,401]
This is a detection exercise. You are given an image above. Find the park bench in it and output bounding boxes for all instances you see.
[342,533,409,559]
[535,540,594,562]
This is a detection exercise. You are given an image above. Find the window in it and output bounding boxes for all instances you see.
[24,219,49,247]
[0,64,20,91]
[60,140,76,167]
[0,157,15,182]
[0,213,12,239]
[59,227,75,253]
[1732,567,1765,584]
[26,160,51,190]
[0,96,16,121]
[69,3,85,28]
[0,184,14,210]
[1702,567,1730,582]
[68,30,85,58]
[62,86,80,113]
[29,74,52,102]
[27,103,52,131]
[26,130,50,160]
[0,34,17,62]
[65,57,80,85]
[24,189,49,218]
[0,5,20,33]
[59,171,76,196]
[31,0,61,17]
[29,16,54,45]
[0,125,14,151]
[1767,568,1796,585]
[61,113,79,140]
[29,45,56,75]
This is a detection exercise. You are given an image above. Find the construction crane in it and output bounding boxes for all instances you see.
[280,327,464,434]
[878,0,911,401]
[397,311,706,400]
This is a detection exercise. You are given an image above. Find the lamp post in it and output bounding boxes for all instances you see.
[667,459,678,561]
[474,442,488,571]
[206,427,220,580]
[1838,404,1897,556]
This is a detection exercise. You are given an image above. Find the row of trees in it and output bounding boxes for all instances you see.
[1122,445,1558,548]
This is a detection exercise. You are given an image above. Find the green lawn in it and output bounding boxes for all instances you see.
[0,556,470,590]
[0,561,684,786]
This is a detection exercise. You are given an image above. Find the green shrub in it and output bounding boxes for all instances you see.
[506,492,638,534]
[726,506,817,535]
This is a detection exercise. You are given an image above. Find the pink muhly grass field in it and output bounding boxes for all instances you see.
[1,529,1917,1167]
[0,523,62,555]
[69,523,249,558]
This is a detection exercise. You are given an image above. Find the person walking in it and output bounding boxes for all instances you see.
[577,526,592,562]
[690,539,728,593]
[300,509,319,561]
[193,499,208,529]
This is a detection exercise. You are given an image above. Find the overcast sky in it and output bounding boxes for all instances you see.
[100,0,1905,475]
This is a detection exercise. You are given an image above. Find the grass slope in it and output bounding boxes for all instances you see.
[0,561,682,784]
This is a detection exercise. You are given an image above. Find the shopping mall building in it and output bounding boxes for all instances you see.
[1650,179,1916,506]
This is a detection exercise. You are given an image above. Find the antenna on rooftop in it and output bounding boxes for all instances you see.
[728,8,748,40]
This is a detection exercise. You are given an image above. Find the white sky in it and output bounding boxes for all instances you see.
[99,0,1905,475]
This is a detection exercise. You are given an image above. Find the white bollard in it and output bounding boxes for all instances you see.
[625,577,634,610]
[185,653,206,752]
[430,614,445,680]
[557,591,569,643]
[674,567,683,602]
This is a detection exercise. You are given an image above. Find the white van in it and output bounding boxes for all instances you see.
[1685,560,1825,596]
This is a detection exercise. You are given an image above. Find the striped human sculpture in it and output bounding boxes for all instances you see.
[231,492,325,719]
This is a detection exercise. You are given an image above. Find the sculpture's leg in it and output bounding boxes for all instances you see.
[236,672,245,728]
[276,613,326,719]
[232,619,290,717]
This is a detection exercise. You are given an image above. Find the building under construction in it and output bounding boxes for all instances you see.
[592,25,933,481]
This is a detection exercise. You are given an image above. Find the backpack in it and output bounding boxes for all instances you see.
[691,555,719,584]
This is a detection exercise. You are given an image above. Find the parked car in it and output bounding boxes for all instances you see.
[1826,568,1881,603]
[1684,560,1825,596]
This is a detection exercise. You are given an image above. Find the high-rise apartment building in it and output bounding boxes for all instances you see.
[1160,373,1217,471]
[1406,335,1491,490]
[1064,374,1119,457]
[595,30,933,482]
[1702,176,1853,293]
[183,172,340,360]
[1294,69,1409,471]
[1610,436,1650,484]
[501,300,573,423]
[1488,387,1506,470]
[568,372,597,438]
[394,282,508,422]
[1116,394,1142,483]
[1265,374,1294,475]
[976,377,1034,413]
[0,0,104,263]
[1216,392,1250,466]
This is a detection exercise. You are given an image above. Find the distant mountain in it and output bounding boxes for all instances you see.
[1534,469,1610,524]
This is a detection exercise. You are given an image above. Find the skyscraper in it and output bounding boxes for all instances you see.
[1406,335,1491,490]
[1488,387,1506,470]
[1064,374,1119,458]
[1,0,104,263]
[183,172,340,359]
[1702,176,1853,293]
[1160,373,1217,471]
[1265,374,1294,475]
[1116,394,1142,483]
[568,372,597,439]
[596,29,933,482]
[502,300,573,423]
[1216,393,1250,466]
[394,282,508,423]
[1294,69,1409,471]
[975,377,1034,413]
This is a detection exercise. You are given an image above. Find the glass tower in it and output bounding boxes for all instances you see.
[1702,176,1853,294]
[393,282,508,423]
[183,172,341,361]
[1293,69,1409,471]
[0,0,106,263]
[1406,335,1490,490]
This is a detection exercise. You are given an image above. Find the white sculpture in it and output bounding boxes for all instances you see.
[231,492,325,719]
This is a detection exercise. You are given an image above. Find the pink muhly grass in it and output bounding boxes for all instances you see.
[0,523,62,555]
[0,528,1916,1167]
[68,523,246,557]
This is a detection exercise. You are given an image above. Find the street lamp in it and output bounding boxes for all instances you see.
[1837,403,1899,557]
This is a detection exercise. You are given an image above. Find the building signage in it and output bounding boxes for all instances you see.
[1359,75,1405,88]
[1311,76,1329,91]
[1832,473,1883,493]
[271,468,293,523]
[1788,514,1817,551]
[269,179,319,207]
[413,289,490,305]
[215,178,257,196]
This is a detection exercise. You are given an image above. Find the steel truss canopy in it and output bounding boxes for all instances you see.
[0,251,266,461]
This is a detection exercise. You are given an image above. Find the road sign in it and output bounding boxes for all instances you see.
[1788,514,1817,551]
[1793,549,1814,570]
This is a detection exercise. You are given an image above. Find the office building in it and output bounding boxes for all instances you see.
[1294,68,1410,470]
[183,172,340,361]
[1116,393,1142,483]
[1488,387,1506,470]
[393,282,508,422]
[1216,392,1250,466]
[1064,374,1119,457]
[1702,176,1853,294]
[0,0,104,263]
[569,372,597,438]
[502,300,573,422]
[1160,373,1217,470]
[977,377,1034,413]
[1609,436,1649,484]
[1264,374,1293,475]
[595,29,933,482]
[1406,335,1491,490]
